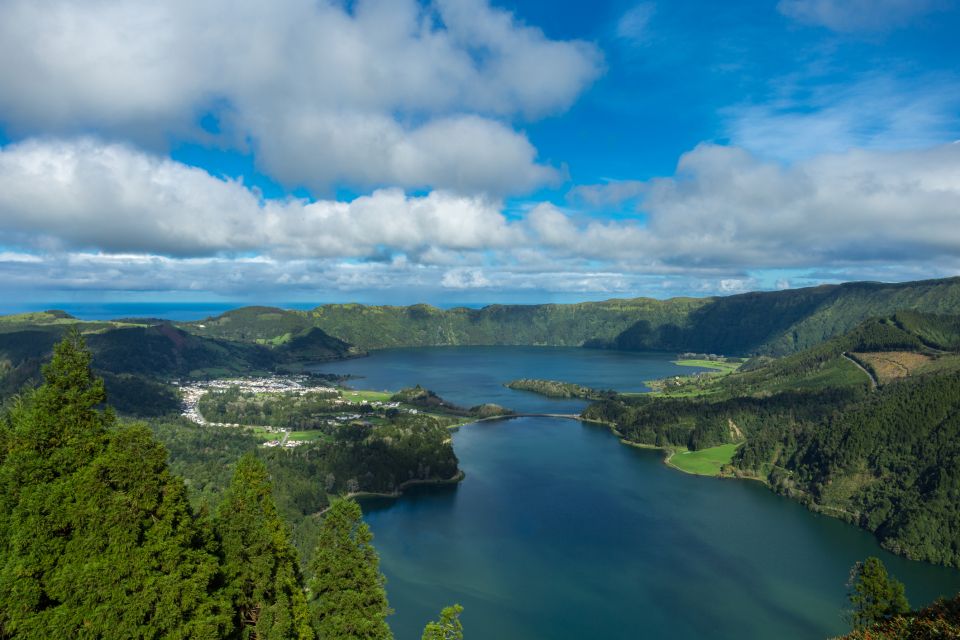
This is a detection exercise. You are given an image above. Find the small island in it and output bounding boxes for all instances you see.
[505,378,612,400]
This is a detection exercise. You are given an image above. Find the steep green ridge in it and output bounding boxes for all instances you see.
[584,313,960,567]
[181,277,960,355]
[0,320,356,416]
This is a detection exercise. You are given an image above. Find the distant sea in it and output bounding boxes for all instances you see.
[1,301,495,321]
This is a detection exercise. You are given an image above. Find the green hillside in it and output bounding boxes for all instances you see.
[184,298,706,351]
[0,320,355,418]
[181,277,960,356]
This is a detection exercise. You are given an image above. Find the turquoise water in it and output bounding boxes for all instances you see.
[323,348,960,639]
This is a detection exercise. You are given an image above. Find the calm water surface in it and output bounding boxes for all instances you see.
[323,347,960,639]
[317,346,705,413]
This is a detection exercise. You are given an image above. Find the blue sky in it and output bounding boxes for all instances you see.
[0,0,958,306]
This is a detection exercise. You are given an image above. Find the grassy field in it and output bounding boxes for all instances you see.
[674,359,742,373]
[287,430,331,442]
[249,426,280,441]
[851,351,933,383]
[668,443,741,476]
[341,389,394,403]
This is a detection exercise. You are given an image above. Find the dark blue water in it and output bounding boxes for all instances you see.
[317,346,709,414]
[364,419,960,639]
[326,347,960,640]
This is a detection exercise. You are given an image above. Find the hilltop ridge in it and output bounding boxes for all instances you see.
[181,276,960,355]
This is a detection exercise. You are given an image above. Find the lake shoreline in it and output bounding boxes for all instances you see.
[347,470,467,501]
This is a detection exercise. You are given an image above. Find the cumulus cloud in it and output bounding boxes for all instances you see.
[0,0,600,194]
[1,137,959,299]
[637,142,960,267]
[0,138,519,258]
[777,0,948,32]
[254,113,557,195]
[549,142,960,271]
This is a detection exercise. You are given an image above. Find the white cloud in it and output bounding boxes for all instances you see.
[636,142,960,267]
[2,137,960,299]
[441,268,491,289]
[0,252,42,263]
[777,0,947,32]
[725,74,960,162]
[254,113,557,195]
[0,138,520,258]
[0,0,600,195]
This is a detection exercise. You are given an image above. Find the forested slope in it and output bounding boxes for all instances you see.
[183,277,960,355]
[0,318,355,416]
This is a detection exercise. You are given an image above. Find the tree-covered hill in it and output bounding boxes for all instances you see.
[584,313,960,567]
[0,320,356,416]
[181,276,960,356]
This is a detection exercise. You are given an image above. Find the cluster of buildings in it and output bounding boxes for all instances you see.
[262,438,306,449]
[174,376,420,450]
[175,376,337,426]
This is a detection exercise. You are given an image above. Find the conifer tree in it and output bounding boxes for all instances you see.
[309,499,393,640]
[0,329,230,638]
[847,556,911,629]
[421,605,464,640]
[216,454,315,639]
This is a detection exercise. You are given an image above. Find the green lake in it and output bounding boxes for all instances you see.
[321,347,960,639]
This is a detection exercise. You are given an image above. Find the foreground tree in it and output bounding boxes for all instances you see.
[847,556,910,629]
[421,605,464,640]
[216,454,315,639]
[309,499,393,640]
[0,329,230,638]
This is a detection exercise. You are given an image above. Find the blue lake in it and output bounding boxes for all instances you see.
[317,345,708,414]
[322,347,960,639]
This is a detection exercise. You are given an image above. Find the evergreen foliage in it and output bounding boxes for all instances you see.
[421,605,464,640]
[216,454,315,639]
[309,499,393,640]
[0,329,230,638]
[847,557,911,629]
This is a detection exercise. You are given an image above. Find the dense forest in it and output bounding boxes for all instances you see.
[0,332,462,638]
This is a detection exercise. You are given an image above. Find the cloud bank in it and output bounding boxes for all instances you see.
[0,0,601,194]
[1,137,959,297]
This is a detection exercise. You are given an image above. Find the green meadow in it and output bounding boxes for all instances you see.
[668,443,741,476]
